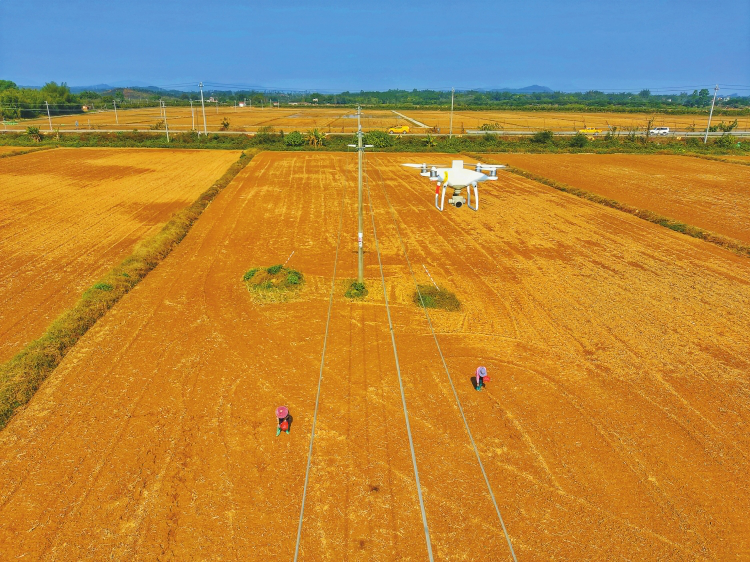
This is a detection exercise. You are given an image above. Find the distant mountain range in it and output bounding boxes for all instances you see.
[473,85,554,93]
[19,83,557,94]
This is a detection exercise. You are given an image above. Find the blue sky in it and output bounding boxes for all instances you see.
[1,0,748,93]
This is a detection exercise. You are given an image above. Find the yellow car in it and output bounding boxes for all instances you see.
[578,127,602,135]
[388,125,410,134]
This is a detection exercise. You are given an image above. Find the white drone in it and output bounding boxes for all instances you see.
[402,160,506,211]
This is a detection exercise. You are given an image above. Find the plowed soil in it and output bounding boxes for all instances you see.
[401,109,750,133]
[0,147,240,361]
[0,152,748,560]
[488,153,750,244]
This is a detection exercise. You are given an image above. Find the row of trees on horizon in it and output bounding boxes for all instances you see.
[1,79,748,121]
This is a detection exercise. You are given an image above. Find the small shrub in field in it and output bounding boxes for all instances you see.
[531,130,553,144]
[284,131,305,146]
[413,285,461,311]
[479,122,501,131]
[364,130,393,148]
[345,281,368,299]
[243,265,304,299]
[715,134,736,148]
[92,282,113,292]
[569,133,589,148]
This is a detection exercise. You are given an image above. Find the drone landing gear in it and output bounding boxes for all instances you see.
[435,183,447,211]
[467,182,479,211]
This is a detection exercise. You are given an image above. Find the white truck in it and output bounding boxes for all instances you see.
[649,126,670,136]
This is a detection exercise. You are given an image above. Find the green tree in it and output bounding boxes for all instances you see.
[284,131,305,146]
[363,130,393,148]
[569,133,589,148]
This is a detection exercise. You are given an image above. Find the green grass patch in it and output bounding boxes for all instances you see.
[345,281,368,299]
[243,265,305,300]
[0,150,257,430]
[413,285,461,311]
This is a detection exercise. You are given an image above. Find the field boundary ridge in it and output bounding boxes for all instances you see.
[0,146,56,159]
[0,150,257,430]
[682,153,750,167]
[468,153,750,259]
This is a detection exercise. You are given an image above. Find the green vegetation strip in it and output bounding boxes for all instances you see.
[682,153,750,167]
[414,285,462,311]
[490,161,750,258]
[0,151,256,430]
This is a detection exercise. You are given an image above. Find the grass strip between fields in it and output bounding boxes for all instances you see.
[682,153,750,167]
[467,153,750,259]
[0,146,56,159]
[0,150,257,430]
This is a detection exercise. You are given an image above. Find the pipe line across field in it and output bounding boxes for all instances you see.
[364,154,435,561]
[293,161,349,562]
[368,157,518,562]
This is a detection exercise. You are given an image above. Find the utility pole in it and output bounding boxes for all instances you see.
[163,101,170,142]
[348,105,373,284]
[45,101,52,131]
[216,99,219,114]
[199,82,208,136]
[190,99,195,130]
[113,100,119,124]
[449,87,454,138]
[703,84,719,144]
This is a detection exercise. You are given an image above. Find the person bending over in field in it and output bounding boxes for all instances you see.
[475,366,489,391]
[276,405,291,436]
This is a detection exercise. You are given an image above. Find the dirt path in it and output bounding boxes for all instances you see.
[0,152,748,559]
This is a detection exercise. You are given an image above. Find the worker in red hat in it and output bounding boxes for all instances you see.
[276,405,291,436]
[475,366,489,391]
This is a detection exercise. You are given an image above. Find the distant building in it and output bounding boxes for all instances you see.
[238,101,246,107]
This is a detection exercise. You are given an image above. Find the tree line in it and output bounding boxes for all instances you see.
[2,79,748,121]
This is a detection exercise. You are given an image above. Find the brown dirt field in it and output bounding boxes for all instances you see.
[401,109,750,133]
[0,146,36,156]
[486,153,750,245]
[0,147,241,362]
[13,107,402,134]
[0,152,749,559]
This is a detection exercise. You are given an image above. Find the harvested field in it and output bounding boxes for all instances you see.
[483,153,750,244]
[400,109,750,133]
[13,106,402,134]
[0,152,748,559]
[0,147,241,362]
[0,146,34,155]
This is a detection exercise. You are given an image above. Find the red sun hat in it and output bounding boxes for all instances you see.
[276,406,289,419]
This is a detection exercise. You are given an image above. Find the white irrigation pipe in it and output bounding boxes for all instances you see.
[364,155,434,561]
[422,264,439,290]
[283,250,295,266]
[372,159,518,562]
[293,165,348,562]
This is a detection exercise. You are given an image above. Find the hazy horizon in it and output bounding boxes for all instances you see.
[2,0,748,95]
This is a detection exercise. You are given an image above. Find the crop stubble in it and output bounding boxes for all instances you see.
[0,147,241,362]
[0,152,748,559]
[488,153,750,245]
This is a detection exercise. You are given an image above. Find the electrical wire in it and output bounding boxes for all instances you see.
[293,153,349,562]
[367,156,518,562]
